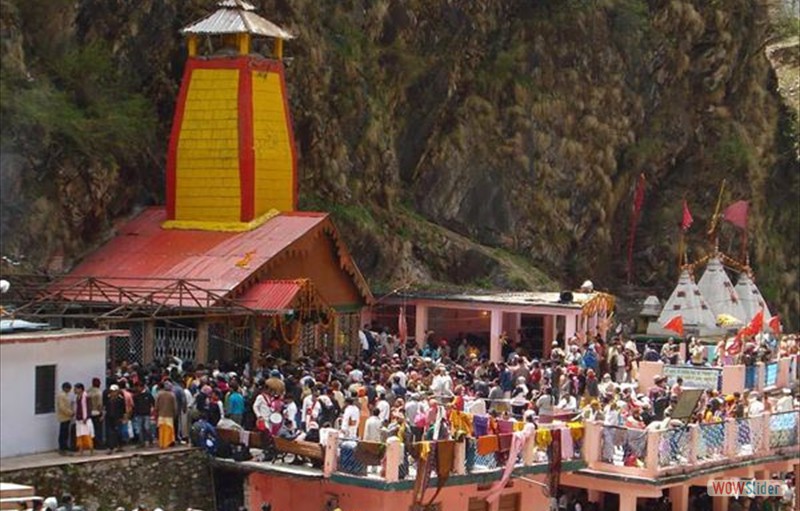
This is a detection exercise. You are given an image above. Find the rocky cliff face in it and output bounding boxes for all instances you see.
[1,0,797,325]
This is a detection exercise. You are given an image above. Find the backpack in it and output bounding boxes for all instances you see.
[318,398,339,427]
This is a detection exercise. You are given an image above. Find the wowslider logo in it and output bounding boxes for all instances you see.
[707,480,783,498]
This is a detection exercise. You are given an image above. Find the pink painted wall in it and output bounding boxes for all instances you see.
[637,361,664,394]
[247,472,551,511]
[721,364,745,395]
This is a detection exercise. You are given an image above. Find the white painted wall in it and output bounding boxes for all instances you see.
[0,334,106,458]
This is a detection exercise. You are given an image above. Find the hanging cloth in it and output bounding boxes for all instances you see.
[498,419,514,434]
[567,422,584,442]
[476,435,499,455]
[535,428,553,449]
[473,415,490,437]
[424,440,456,506]
[485,426,535,504]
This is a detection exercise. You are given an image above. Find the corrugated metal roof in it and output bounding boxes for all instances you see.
[182,7,294,39]
[235,280,303,311]
[61,207,327,306]
[218,0,255,11]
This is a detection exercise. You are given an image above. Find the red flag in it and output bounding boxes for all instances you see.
[748,309,764,335]
[663,315,684,336]
[681,200,693,231]
[768,315,781,333]
[726,336,743,355]
[722,200,748,229]
[737,308,764,339]
[398,306,408,343]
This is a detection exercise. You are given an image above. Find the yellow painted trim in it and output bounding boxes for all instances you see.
[162,209,280,232]
[238,34,251,55]
[188,35,198,57]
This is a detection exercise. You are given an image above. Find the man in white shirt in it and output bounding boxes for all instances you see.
[431,367,453,397]
[775,388,794,412]
[391,369,408,389]
[376,393,391,423]
[359,329,369,357]
[302,391,317,429]
[557,393,577,410]
[340,397,360,438]
[348,367,364,385]
[404,394,420,423]
[747,392,765,417]
[362,409,382,442]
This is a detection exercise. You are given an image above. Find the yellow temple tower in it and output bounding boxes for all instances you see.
[165,0,297,230]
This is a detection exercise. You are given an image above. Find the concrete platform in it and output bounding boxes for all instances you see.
[0,446,194,474]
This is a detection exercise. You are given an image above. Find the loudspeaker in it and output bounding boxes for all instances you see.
[559,291,574,304]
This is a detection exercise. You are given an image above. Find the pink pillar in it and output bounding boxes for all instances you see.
[565,313,578,343]
[415,304,428,347]
[670,485,689,511]
[589,312,598,336]
[490,309,503,363]
[543,315,555,358]
[619,493,637,511]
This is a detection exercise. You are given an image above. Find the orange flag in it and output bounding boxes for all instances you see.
[768,315,781,333]
[663,315,684,337]
[748,309,764,335]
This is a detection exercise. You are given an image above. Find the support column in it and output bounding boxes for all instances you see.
[415,305,429,347]
[142,320,155,364]
[543,315,555,358]
[619,493,637,511]
[712,496,729,511]
[196,320,209,366]
[250,318,262,371]
[503,312,522,342]
[669,485,689,511]
[565,313,578,343]
[490,309,503,363]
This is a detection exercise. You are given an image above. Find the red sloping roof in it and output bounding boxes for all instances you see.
[235,280,302,311]
[61,207,328,305]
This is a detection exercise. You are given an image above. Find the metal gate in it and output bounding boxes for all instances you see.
[107,323,143,364]
[154,324,197,362]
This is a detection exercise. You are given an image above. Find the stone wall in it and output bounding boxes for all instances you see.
[0,449,215,511]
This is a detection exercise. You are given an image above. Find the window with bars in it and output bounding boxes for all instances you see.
[35,365,56,414]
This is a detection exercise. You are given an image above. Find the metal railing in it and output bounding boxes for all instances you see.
[586,409,800,478]
[334,437,387,478]
[600,425,647,467]
[657,426,690,469]
[769,410,799,449]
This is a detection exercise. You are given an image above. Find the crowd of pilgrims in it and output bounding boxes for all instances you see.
[64,326,798,456]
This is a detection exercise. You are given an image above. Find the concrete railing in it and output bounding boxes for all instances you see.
[638,355,798,395]
[583,409,799,479]
[326,423,582,483]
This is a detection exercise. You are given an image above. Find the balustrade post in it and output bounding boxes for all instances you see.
[688,425,699,465]
[583,421,602,469]
[384,440,402,482]
[755,362,765,392]
[645,429,660,477]
[323,430,339,477]
[724,419,738,458]
[759,412,771,455]
[455,440,467,474]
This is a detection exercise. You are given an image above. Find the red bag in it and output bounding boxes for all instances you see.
[256,417,267,431]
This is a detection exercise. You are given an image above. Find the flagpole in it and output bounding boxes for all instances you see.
[707,179,726,252]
